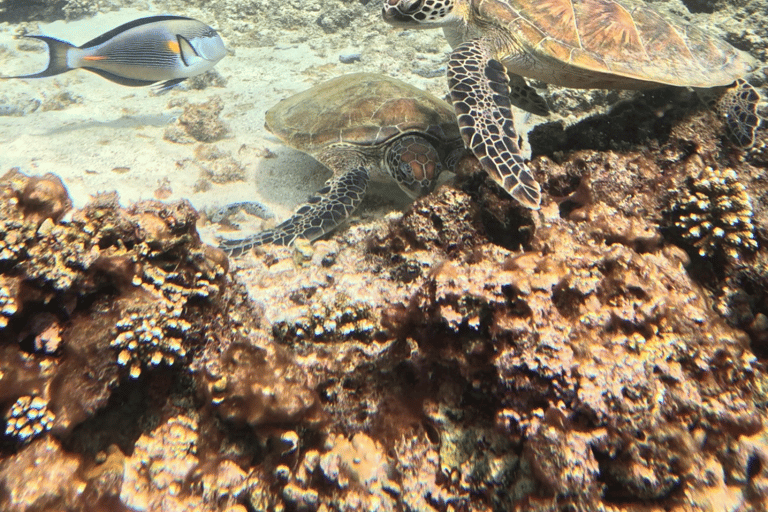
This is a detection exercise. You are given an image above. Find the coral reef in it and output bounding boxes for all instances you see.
[0,3,767,505]
[0,0,126,22]
[0,169,320,510]
[217,98,768,510]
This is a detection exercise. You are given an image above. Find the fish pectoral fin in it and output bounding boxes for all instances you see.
[154,77,186,92]
[82,67,157,87]
[177,35,199,67]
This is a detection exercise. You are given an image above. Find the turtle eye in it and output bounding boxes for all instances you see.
[399,0,424,14]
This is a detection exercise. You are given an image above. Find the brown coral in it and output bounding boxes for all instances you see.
[194,338,321,427]
[19,173,71,225]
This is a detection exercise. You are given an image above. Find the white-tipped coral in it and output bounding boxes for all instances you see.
[0,279,19,329]
[3,395,55,443]
[667,166,757,260]
[111,306,190,379]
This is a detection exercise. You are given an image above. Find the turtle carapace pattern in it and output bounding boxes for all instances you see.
[218,73,465,257]
[382,0,764,209]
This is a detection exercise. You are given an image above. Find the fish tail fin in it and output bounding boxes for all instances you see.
[10,35,76,79]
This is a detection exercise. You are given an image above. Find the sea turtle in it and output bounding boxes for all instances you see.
[382,0,763,209]
[218,72,465,257]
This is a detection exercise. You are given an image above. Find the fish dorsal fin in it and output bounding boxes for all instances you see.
[177,35,199,67]
[79,15,194,49]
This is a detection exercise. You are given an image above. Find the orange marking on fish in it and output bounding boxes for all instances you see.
[167,40,180,54]
[83,55,108,61]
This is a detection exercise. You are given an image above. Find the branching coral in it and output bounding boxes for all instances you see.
[0,277,19,329]
[275,295,376,343]
[3,395,55,443]
[665,166,757,261]
[5,396,55,441]
[111,304,189,379]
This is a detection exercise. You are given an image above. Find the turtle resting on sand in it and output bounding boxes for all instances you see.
[382,0,763,209]
[218,73,465,257]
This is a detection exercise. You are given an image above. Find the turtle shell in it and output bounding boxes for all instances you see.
[265,73,460,153]
[479,0,758,89]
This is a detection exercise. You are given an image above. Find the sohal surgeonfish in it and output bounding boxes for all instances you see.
[3,15,227,90]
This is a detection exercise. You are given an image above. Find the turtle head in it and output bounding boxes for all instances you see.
[382,0,459,28]
[385,134,442,198]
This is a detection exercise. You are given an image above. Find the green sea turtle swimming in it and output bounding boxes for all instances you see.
[218,72,465,257]
[382,0,763,209]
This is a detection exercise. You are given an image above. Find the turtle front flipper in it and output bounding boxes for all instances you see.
[697,79,762,147]
[207,201,275,224]
[507,73,550,117]
[448,40,541,209]
[718,79,762,148]
[218,166,369,256]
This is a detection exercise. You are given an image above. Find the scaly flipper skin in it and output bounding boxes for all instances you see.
[448,40,542,209]
[507,73,550,117]
[207,201,274,224]
[218,166,369,257]
[719,79,762,148]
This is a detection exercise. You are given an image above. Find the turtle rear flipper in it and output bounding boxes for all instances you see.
[448,40,542,210]
[218,165,369,256]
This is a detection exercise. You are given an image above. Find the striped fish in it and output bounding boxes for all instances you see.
[3,15,227,90]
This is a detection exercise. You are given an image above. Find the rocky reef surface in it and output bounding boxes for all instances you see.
[1,92,768,510]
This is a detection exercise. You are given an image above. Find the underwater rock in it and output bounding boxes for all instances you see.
[0,437,83,511]
[339,52,361,64]
[194,338,322,427]
[119,414,203,510]
[316,4,363,34]
[164,96,228,144]
[186,69,228,90]
[192,144,246,185]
